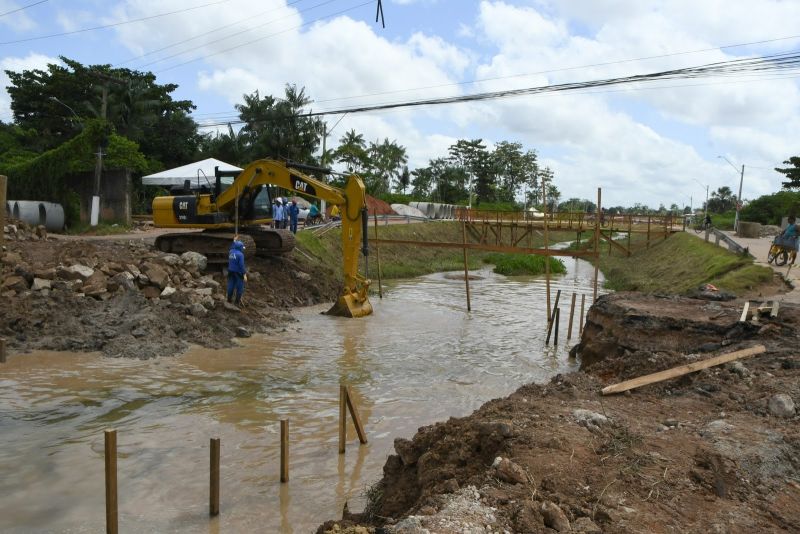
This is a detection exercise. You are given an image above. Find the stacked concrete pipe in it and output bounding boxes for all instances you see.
[9,200,65,231]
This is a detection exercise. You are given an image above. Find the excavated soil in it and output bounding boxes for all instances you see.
[320,293,800,534]
[1,224,341,359]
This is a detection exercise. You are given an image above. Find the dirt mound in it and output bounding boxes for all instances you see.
[366,195,394,216]
[320,294,800,533]
[1,237,341,358]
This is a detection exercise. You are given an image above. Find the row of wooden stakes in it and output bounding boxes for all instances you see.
[546,290,588,346]
[102,385,366,534]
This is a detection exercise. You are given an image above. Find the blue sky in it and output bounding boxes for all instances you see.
[1,0,799,209]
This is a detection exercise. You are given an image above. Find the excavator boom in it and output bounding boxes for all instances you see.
[152,159,372,318]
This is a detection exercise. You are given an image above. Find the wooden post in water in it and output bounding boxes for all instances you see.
[345,386,368,445]
[593,188,601,302]
[553,308,561,345]
[338,385,347,454]
[0,337,6,364]
[280,420,289,483]
[373,214,383,299]
[543,179,551,324]
[579,294,586,336]
[462,220,472,312]
[104,429,118,534]
[567,293,576,340]
[210,438,220,516]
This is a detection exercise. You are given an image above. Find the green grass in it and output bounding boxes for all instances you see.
[708,211,736,230]
[600,232,772,295]
[483,253,566,276]
[294,222,575,281]
[65,221,132,235]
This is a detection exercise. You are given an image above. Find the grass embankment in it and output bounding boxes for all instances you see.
[295,222,574,280]
[600,232,772,294]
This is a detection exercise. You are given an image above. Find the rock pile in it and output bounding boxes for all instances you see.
[1,246,219,316]
[3,219,48,242]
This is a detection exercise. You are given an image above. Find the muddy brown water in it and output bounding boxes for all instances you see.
[0,257,603,533]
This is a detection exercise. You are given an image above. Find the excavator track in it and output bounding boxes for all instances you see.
[154,228,295,264]
[239,227,296,257]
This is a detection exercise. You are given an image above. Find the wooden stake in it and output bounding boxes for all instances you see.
[646,216,651,249]
[104,429,118,534]
[553,307,560,345]
[567,293,576,340]
[280,420,289,483]
[373,214,383,299]
[601,345,766,395]
[0,337,6,364]
[210,438,220,516]
[593,188,601,302]
[627,216,632,257]
[462,220,471,312]
[338,385,347,454]
[345,386,368,444]
[579,294,586,336]
[543,179,551,323]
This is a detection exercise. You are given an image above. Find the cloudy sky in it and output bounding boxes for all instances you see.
[1,0,798,208]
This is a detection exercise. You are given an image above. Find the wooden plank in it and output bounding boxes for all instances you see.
[210,438,220,516]
[280,420,289,483]
[739,301,750,322]
[579,294,586,336]
[104,429,118,534]
[601,345,766,395]
[345,386,368,444]
[567,293,577,340]
[462,221,471,312]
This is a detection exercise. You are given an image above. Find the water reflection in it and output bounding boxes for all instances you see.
[0,258,603,532]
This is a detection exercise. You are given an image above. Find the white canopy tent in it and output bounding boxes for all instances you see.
[141,158,242,189]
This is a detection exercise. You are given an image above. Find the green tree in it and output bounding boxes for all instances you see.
[448,139,490,203]
[5,56,199,168]
[198,123,249,165]
[396,165,410,194]
[492,141,538,203]
[707,186,736,213]
[236,84,323,164]
[777,156,800,189]
[363,138,407,195]
[334,129,368,173]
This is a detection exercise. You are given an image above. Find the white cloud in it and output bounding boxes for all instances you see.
[0,53,60,122]
[103,0,799,206]
[0,0,38,32]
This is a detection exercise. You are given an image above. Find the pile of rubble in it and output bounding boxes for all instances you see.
[1,245,225,317]
[3,219,48,242]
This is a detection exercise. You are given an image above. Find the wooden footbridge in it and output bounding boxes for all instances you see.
[370,188,684,329]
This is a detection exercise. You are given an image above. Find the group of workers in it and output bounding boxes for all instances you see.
[272,197,301,234]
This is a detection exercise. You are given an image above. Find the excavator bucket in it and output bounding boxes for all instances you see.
[327,290,373,318]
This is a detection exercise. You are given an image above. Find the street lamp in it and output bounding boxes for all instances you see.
[692,178,709,221]
[49,96,80,120]
[718,155,745,232]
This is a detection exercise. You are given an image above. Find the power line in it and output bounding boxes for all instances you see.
[137,0,340,70]
[156,0,373,73]
[115,0,310,67]
[0,0,48,18]
[191,52,800,126]
[0,0,233,45]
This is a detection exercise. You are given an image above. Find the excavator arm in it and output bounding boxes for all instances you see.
[219,159,372,318]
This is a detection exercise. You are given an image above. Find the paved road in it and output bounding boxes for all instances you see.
[692,229,800,304]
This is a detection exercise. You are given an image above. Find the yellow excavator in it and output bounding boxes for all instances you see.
[151,159,372,318]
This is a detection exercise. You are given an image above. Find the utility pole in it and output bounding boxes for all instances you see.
[88,72,126,226]
[320,123,327,218]
[735,164,744,232]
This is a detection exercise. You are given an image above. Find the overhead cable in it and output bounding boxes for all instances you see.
[0,0,233,45]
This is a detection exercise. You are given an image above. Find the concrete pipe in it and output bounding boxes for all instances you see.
[5,201,11,218]
[416,202,431,218]
[13,200,48,227]
[40,202,65,231]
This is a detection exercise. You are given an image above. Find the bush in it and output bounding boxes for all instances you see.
[483,253,567,275]
[740,191,800,225]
